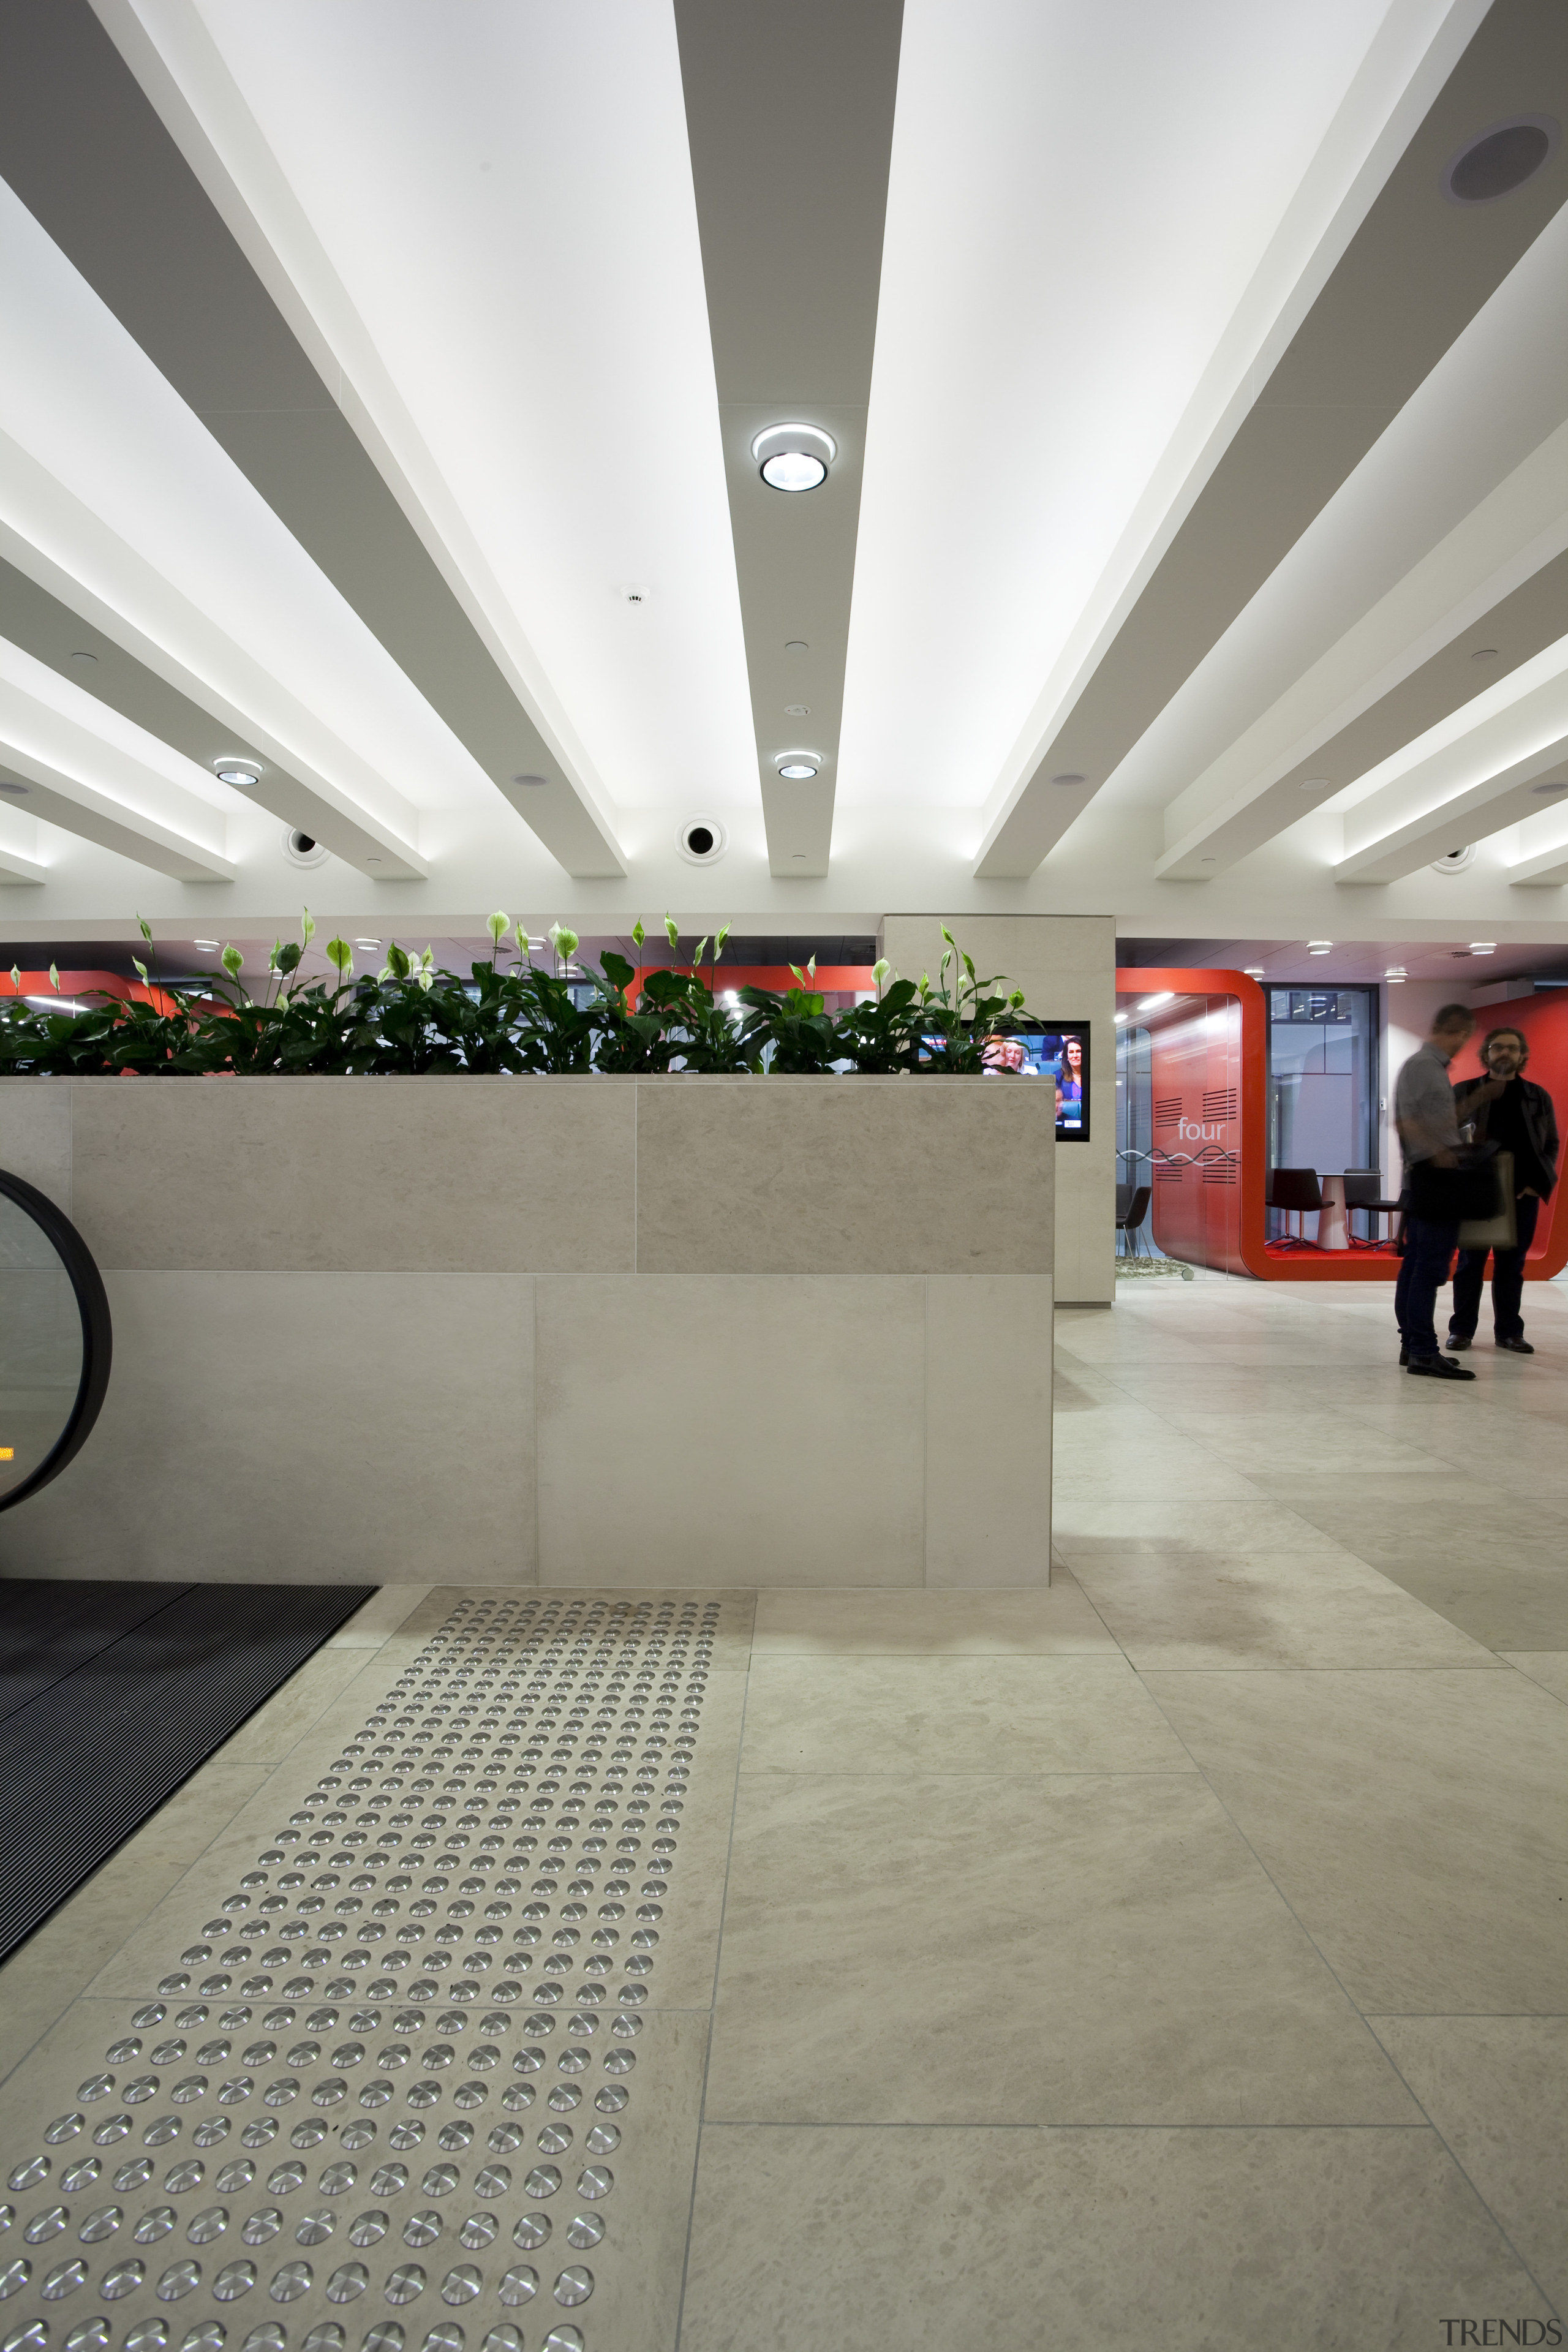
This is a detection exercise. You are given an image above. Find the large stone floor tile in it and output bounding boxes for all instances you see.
[750,1581,1117,1656]
[1368,2014,1568,2310]
[1160,1411,1454,1476]
[1052,1496,1348,1552]
[216,1646,386,1765]
[678,2122,1545,2351]
[1359,1550,1568,1653]
[1145,1668,1568,2012]
[704,1772,1417,2125]
[739,1654,1188,1774]
[324,1585,434,1646]
[1501,1651,1568,1702]
[1253,1475,1568,1554]
[1069,1549,1499,1671]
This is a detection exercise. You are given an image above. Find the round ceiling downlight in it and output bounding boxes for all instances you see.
[1442,116,1559,205]
[752,424,835,493]
[214,759,261,789]
[777,759,819,780]
[1050,772,1085,788]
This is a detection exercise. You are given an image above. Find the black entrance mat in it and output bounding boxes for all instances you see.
[0,1579,375,1963]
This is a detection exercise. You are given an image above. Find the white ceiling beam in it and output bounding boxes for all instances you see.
[0,723,236,883]
[673,0,903,879]
[1333,671,1568,883]
[0,436,428,881]
[0,805,45,883]
[1154,415,1568,880]
[974,0,1568,879]
[84,0,627,880]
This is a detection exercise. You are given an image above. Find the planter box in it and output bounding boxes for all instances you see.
[0,1076,1054,1588]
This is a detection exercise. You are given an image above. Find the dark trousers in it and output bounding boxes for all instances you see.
[1395,1214,1461,1358]
[1450,1192,1542,1341]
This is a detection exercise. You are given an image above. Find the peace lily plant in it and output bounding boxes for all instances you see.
[0,914,1036,1078]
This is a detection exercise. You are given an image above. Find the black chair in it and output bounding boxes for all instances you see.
[1342,1169,1401,1246]
[1267,1167,1322,1248]
[1117,1184,1152,1257]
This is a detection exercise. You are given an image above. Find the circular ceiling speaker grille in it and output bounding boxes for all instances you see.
[1442,116,1559,205]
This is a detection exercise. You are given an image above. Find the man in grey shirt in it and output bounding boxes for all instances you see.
[1393,1003,1502,1379]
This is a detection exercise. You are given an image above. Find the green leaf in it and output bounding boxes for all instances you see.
[386,941,411,980]
[487,909,510,948]
[301,907,316,948]
[631,918,646,952]
[664,913,680,953]
[221,944,244,980]
[715,921,731,959]
[326,937,353,977]
[49,963,59,990]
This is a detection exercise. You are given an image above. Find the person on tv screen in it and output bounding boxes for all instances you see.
[1061,1034,1085,1101]
[982,1033,1029,1074]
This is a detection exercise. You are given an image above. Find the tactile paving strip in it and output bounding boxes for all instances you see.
[0,1592,739,2352]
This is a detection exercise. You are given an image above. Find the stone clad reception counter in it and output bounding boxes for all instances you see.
[0,1075,1054,1588]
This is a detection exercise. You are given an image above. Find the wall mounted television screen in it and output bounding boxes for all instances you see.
[981,1025,1089,1139]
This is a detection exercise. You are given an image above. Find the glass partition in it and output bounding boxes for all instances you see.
[1267,986,1378,1237]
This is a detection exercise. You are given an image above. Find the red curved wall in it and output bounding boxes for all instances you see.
[1116,971,1568,1284]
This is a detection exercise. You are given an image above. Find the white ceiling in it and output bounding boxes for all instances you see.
[1,0,1566,952]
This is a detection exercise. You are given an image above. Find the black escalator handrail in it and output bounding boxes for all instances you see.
[0,1164,112,1512]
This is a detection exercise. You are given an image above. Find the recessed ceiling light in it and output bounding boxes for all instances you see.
[194,940,221,951]
[1200,856,1216,863]
[69,649,97,665]
[1529,778,1568,795]
[1469,941,1496,953]
[775,752,819,780]
[784,704,810,716]
[0,779,28,796]
[1242,967,1265,977]
[213,758,261,788]
[355,938,381,949]
[511,773,549,789]
[1050,772,1085,788]
[784,640,809,654]
[752,423,835,492]
[1442,116,1559,206]
[1308,941,1333,954]
[1385,968,1406,981]
[1300,776,1330,791]
[1470,646,1499,662]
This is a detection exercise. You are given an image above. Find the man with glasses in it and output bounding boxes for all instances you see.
[1447,1025,1558,1356]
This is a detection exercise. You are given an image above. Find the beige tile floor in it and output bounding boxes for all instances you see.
[2,1276,1566,2349]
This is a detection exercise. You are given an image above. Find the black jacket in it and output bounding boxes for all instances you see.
[1453,1072,1558,1196]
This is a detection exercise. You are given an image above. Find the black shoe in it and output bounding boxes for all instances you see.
[1496,1335,1534,1354]
[1446,1332,1472,1351]
[1401,1345,1458,1365]
[1408,1354,1476,1381]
